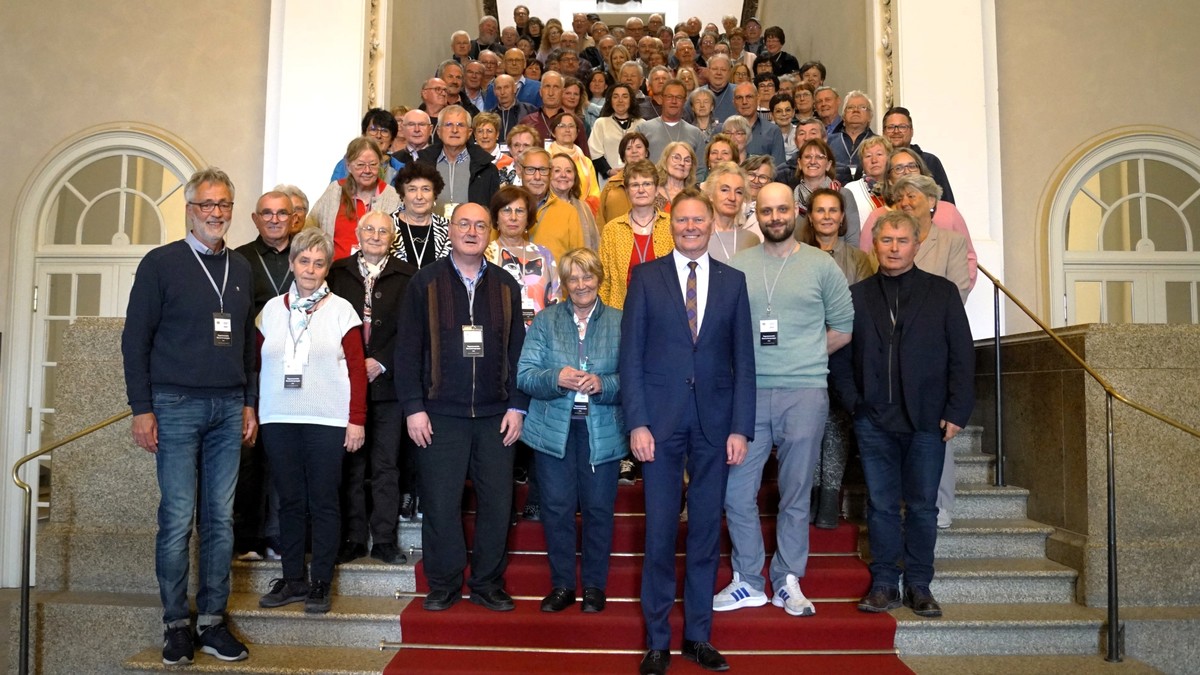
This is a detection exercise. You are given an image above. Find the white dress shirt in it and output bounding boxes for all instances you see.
[672,250,710,336]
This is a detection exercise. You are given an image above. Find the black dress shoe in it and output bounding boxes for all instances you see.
[469,587,515,611]
[638,649,671,675]
[857,585,902,613]
[581,587,606,613]
[370,542,407,565]
[540,587,575,612]
[335,540,367,564]
[682,640,729,672]
[903,586,943,618]
[422,588,460,611]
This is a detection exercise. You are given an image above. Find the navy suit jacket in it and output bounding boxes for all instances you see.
[620,253,756,448]
[829,268,975,432]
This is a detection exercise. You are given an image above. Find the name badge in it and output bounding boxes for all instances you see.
[521,296,536,324]
[571,398,589,418]
[284,360,303,388]
[213,312,232,347]
[759,319,779,346]
[462,324,484,358]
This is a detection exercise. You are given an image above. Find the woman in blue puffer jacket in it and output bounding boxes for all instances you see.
[517,247,626,615]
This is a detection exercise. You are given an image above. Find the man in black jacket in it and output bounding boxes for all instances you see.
[829,210,974,620]
[396,202,528,613]
[416,105,500,216]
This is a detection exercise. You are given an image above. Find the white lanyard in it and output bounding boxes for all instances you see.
[715,227,738,260]
[761,244,798,316]
[404,219,432,266]
[189,245,229,313]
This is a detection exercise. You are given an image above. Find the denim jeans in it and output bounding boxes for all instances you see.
[153,392,244,627]
[854,416,944,589]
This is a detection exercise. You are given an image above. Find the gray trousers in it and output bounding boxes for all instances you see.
[937,443,957,514]
[724,388,828,593]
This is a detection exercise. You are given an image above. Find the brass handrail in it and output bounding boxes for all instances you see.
[977,263,1200,664]
[10,409,131,675]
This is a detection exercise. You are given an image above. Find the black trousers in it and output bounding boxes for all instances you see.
[418,412,515,594]
[342,400,405,545]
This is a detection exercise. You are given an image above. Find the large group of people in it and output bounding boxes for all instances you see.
[121,9,978,673]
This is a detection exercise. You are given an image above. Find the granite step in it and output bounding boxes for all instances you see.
[892,603,1104,656]
[900,654,1161,674]
[224,592,405,648]
[856,518,1054,560]
[232,557,417,598]
[124,643,394,673]
[845,483,1030,521]
[948,426,984,455]
[930,558,1077,604]
[953,452,996,485]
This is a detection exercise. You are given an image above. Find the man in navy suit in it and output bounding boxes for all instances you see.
[829,210,974,620]
[620,188,756,674]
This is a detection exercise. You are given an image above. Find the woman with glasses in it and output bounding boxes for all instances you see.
[792,138,842,235]
[721,115,752,160]
[654,142,697,213]
[486,185,560,328]
[740,155,776,235]
[517,247,626,615]
[547,112,601,218]
[326,212,418,567]
[309,137,401,260]
[389,163,451,269]
[687,88,720,146]
[769,94,799,164]
[840,136,893,249]
[597,159,673,310]
[857,148,977,290]
[597,131,649,232]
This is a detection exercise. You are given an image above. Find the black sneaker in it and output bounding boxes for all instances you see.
[306,580,332,614]
[371,542,408,565]
[259,577,309,608]
[398,493,416,521]
[336,540,367,564]
[618,459,636,485]
[161,625,193,666]
[196,622,248,662]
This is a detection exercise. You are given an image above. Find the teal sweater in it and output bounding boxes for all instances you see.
[729,243,854,389]
[517,300,627,464]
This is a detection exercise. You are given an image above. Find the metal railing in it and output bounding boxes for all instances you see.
[10,409,131,675]
[977,264,1200,663]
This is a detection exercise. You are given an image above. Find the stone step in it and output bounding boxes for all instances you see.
[931,558,1077,604]
[900,654,1161,674]
[224,592,404,648]
[845,483,1030,522]
[948,426,984,455]
[892,603,1105,656]
[953,452,995,485]
[857,518,1054,560]
[232,558,417,598]
[124,643,395,673]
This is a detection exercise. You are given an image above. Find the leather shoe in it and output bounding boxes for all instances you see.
[857,585,902,613]
[904,586,943,618]
[540,587,575,612]
[335,540,367,564]
[469,587,515,612]
[581,587,606,613]
[422,588,460,611]
[638,649,670,675]
[682,640,728,671]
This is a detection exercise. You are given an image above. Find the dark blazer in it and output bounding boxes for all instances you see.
[620,253,756,447]
[829,267,975,431]
[327,256,418,401]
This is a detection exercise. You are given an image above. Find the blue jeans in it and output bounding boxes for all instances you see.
[854,416,944,589]
[153,392,244,627]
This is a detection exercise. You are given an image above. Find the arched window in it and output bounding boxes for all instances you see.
[1050,133,1200,325]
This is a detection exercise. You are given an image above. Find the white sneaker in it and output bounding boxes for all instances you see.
[712,572,769,611]
[772,574,816,616]
[236,550,263,562]
[937,508,952,529]
[265,547,281,561]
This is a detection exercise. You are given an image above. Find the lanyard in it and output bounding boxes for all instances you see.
[452,257,486,324]
[715,226,738,260]
[189,245,229,313]
[403,219,433,267]
[761,244,798,316]
[258,250,291,296]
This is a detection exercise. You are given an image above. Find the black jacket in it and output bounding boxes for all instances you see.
[327,256,418,401]
[414,141,501,208]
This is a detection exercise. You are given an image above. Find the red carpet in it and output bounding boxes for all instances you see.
[385,476,912,674]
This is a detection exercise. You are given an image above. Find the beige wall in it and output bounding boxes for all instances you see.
[994,1,1200,330]
[0,1,270,327]
[389,0,482,111]
[761,1,870,96]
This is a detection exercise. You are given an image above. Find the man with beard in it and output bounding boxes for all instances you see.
[717,183,852,620]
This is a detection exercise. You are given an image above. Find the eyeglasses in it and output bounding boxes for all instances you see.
[423,86,448,94]
[884,124,912,133]
[404,121,431,128]
[669,154,693,164]
[256,210,292,220]
[627,180,656,190]
[350,161,380,171]
[522,166,551,176]
[366,125,391,136]
[749,173,772,184]
[189,201,234,213]
[845,105,870,112]
[556,123,577,130]
[453,220,490,232]
[359,225,390,236]
[500,206,527,216]
[440,121,469,130]
[890,162,920,174]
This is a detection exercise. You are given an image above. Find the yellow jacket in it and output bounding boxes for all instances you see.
[530,194,584,262]
[598,210,674,310]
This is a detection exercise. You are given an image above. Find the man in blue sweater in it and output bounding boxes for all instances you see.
[122,167,258,666]
[719,183,853,618]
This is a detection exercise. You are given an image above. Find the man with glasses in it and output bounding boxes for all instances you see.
[123,167,256,665]
[882,106,955,204]
[518,147,583,261]
[829,91,878,184]
[396,202,528,613]
[734,82,787,167]
[396,110,434,166]
[639,79,705,164]
[415,105,500,213]
[419,77,450,119]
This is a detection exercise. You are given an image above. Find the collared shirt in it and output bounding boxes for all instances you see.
[185,229,226,256]
[672,250,710,336]
[449,254,488,322]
